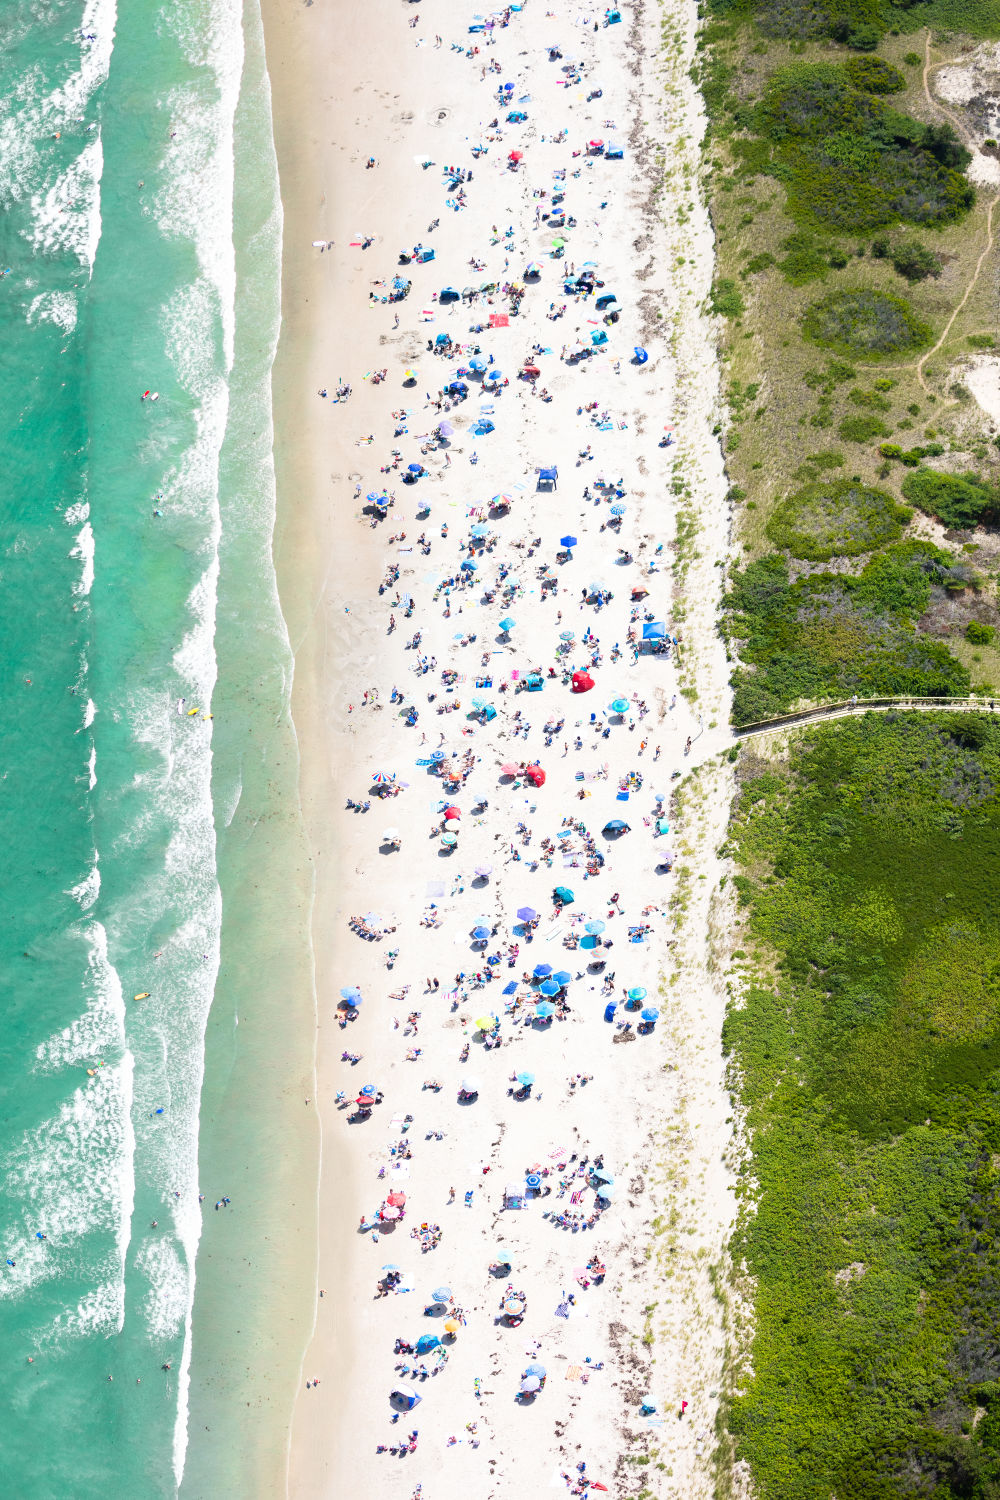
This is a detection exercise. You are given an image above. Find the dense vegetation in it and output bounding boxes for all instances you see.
[726,713,1000,1498]
[708,0,1000,46]
[902,467,1000,530]
[802,288,932,357]
[747,62,973,231]
[766,477,911,559]
[723,542,972,723]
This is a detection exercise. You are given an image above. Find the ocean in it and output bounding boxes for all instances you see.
[0,0,314,1491]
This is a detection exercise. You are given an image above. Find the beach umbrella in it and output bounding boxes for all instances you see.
[491,493,513,507]
[444,1318,460,1334]
[430,749,446,762]
[500,762,520,776]
[499,616,516,631]
[471,925,490,941]
[610,503,626,517]
[432,1286,452,1303]
[387,1189,406,1206]
[525,261,542,276]
[517,906,539,923]
[504,1295,525,1315]
[381,827,400,842]
[391,1390,422,1410]
[403,369,418,383]
[415,1334,441,1355]
[470,522,489,538]
[571,672,594,693]
[525,1173,542,1189]
[559,535,578,548]
[559,630,576,643]
[484,368,504,384]
[535,1000,557,1018]
[538,980,560,999]
[444,818,461,832]
[533,963,553,978]
[525,765,546,787]
[585,919,606,935]
[551,237,565,248]
[553,970,572,987]
[371,771,395,787]
[525,1362,547,1379]
[475,1014,498,1032]
[493,1249,512,1266]
[641,1007,660,1022]
[553,886,574,904]
[520,1375,541,1394]
[593,1168,614,1184]
[474,863,493,877]
[628,986,647,1002]
[609,698,630,714]
[443,805,461,819]
[469,355,487,373]
[604,819,628,833]
[437,419,454,437]
[359,1082,377,1096]
[515,1071,535,1087]
[407,463,424,475]
[460,1076,481,1094]
[587,581,607,595]
[340,986,362,1005]
[381,1263,402,1271]
[441,832,458,846]
[380,1204,400,1220]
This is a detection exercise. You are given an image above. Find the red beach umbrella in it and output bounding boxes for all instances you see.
[387,1191,406,1207]
[572,672,595,693]
[443,805,461,819]
[500,762,521,777]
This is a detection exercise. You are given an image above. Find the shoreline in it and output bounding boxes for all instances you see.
[257,0,737,1494]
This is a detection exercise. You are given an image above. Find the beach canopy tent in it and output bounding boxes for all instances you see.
[415,1334,441,1354]
[391,1390,422,1410]
[633,346,648,364]
[571,671,595,693]
[642,622,667,639]
[585,920,606,935]
[504,1184,525,1208]
[439,286,460,303]
[537,466,558,489]
[591,329,608,345]
[559,535,578,548]
[499,616,516,632]
[524,764,545,787]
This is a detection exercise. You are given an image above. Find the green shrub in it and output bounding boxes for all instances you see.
[802,288,931,359]
[750,63,975,233]
[848,387,891,411]
[968,333,996,349]
[724,543,969,723]
[710,277,745,318]
[843,56,906,94]
[742,250,776,276]
[891,239,942,282]
[903,51,921,67]
[838,413,890,442]
[967,621,996,645]
[845,20,880,48]
[901,467,998,530]
[779,230,831,284]
[766,478,911,560]
[805,449,845,469]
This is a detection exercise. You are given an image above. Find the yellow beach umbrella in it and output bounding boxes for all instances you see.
[474,1014,497,1032]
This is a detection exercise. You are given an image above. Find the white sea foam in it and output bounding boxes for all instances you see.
[70,519,95,595]
[83,697,97,729]
[135,1236,189,1340]
[67,862,100,911]
[50,1279,125,1341]
[0,1062,132,1301]
[27,135,104,269]
[64,499,90,526]
[26,289,78,333]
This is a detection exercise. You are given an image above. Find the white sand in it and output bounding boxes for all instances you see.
[263,0,738,1494]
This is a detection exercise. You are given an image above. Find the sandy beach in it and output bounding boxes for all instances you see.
[260,0,736,1494]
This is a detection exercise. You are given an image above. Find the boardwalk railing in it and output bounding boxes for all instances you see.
[732,695,999,738]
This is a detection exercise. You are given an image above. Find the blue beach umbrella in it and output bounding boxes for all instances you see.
[515,1071,535,1087]
[432,1286,452,1302]
[559,535,578,548]
[552,970,572,987]
[525,1362,547,1378]
[535,1000,557,1018]
[470,523,489,537]
[472,925,491,941]
[469,355,487,373]
[538,979,561,997]
[610,503,626,517]
[371,770,395,785]
[430,749,446,762]
[553,886,574,904]
[628,986,647,1002]
[407,463,424,474]
[533,963,553,978]
[484,368,504,383]
[641,1006,660,1022]
[609,698,629,714]
[340,986,362,1005]
[517,906,539,923]
[604,818,628,832]
[525,1173,542,1188]
[499,616,516,631]
[585,920,605,936]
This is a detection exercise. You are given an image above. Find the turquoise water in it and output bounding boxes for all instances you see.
[0,0,310,1490]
